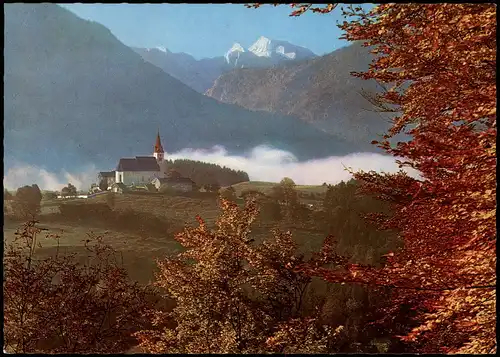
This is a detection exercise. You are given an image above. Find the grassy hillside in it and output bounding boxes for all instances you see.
[5,180,387,287]
[5,193,222,285]
[5,186,328,285]
[231,181,328,198]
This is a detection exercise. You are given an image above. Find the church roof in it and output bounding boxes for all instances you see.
[116,156,160,172]
[99,171,115,178]
[154,130,164,153]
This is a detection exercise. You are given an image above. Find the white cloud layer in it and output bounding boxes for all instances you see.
[3,164,98,192]
[4,145,419,192]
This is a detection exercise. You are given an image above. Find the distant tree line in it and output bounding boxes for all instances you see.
[165,159,249,187]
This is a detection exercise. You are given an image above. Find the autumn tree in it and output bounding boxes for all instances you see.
[270,177,301,222]
[61,183,77,197]
[13,184,43,218]
[250,3,497,354]
[135,199,346,353]
[3,221,151,353]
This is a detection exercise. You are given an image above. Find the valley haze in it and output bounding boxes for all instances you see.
[3,145,417,191]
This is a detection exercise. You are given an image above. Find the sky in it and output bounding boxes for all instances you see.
[59,3,370,59]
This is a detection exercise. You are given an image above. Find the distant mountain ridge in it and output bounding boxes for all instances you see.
[225,36,316,65]
[4,4,365,174]
[133,36,316,94]
[205,43,395,148]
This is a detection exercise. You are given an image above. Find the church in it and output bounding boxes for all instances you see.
[113,131,169,186]
[99,131,171,189]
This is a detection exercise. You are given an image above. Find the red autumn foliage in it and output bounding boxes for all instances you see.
[3,220,152,353]
[135,198,347,353]
[262,3,496,354]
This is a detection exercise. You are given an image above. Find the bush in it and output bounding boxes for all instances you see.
[61,183,77,197]
[3,221,152,353]
[42,191,58,200]
[13,184,43,218]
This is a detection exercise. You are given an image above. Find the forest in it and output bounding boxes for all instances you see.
[164,158,250,187]
[3,4,496,354]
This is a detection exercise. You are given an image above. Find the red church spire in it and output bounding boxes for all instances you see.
[154,129,164,154]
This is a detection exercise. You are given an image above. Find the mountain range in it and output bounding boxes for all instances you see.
[133,36,394,149]
[133,36,316,94]
[205,43,394,147]
[4,4,364,174]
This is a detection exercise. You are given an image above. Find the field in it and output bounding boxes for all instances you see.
[4,182,328,286]
[231,181,328,198]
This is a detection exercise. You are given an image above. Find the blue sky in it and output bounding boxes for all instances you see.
[60,4,371,59]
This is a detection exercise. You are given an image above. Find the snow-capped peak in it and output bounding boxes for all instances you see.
[224,42,245,64]
[248,36,272,57]
[229,43,245,53]
[247,36,300,59]
[155,46,168,53]
[275,45,296,59]
[223,36,315,66]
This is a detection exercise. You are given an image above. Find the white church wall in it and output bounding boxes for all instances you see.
[116,171,160,186]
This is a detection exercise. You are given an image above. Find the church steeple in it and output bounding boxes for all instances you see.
[153,129,165,162]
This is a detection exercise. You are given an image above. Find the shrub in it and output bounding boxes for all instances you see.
[61,183,77,197]
[3,220,151,353]
[42,191,58,200]
[13,184,43,218]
